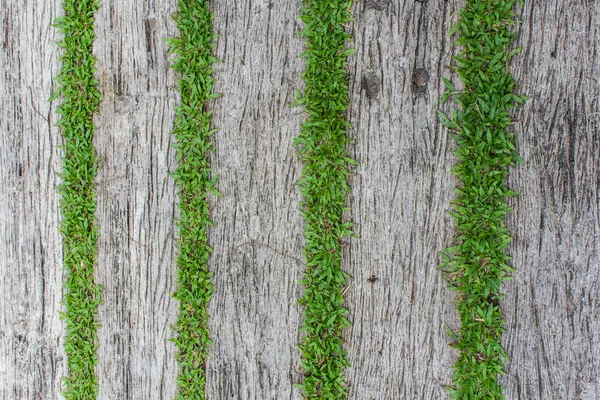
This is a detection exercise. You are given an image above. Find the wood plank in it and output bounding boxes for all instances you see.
[0,1,66,398]
[205,1,306,398]
[344,1,458,398]
[501,1,600,399]
[92,0,180,398]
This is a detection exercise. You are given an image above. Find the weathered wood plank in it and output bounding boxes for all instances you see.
[0,1,67,398]
[92,0,180,398]
[501,1,600,399]
[344,1,459,398]
[205,1,306,398]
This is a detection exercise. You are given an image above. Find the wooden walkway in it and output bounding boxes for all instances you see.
[1,0,598,398]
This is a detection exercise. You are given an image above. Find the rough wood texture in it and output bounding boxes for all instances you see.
[1,0,599,399]
[0,1,67,398]
[502,1,600,399]
[205,1,305,399]
[92,0,180,398]
[344,1,458,398]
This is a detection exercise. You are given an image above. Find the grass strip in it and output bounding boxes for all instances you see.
[295,1,356,398]
[168,1,219,398]
[51,0,103,398]
[439,0,527,398]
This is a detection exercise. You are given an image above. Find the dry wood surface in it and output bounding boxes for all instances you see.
[0,0,598,399]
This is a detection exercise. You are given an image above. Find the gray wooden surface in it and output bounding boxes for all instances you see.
[501,2,600,399]
[344,1,458,398]
[0,0,598,399]
[0,1,67,398]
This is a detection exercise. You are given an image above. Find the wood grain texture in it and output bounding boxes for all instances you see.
[0,0,599,399]
[344,1,458,398]
[92,0,180,398]
[0,1,67,398]
[501,1,600,399]
[205,1,305,398]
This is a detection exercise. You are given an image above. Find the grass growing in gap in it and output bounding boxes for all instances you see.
[51,0,103,398]
[168,1,220,398]
[439,0,527,398]
[294,1,356,398]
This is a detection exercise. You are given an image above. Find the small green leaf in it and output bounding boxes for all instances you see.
[442,76,455,92]
[48,90,60,102]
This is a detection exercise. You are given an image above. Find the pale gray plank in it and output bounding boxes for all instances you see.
[206,1,306,399]
[345,1,458,398]
[502,2,600,399]
[93,0,180,398]
[0,0,66,398]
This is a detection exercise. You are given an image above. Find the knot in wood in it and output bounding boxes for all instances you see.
[365,0,391,11]
[412,68,429,88]
[362,70,380,99]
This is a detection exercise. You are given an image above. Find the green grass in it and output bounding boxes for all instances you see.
[51,0,103,398]
[439,0,527,398]
[168,1,220,398]
[294,1,356,398]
